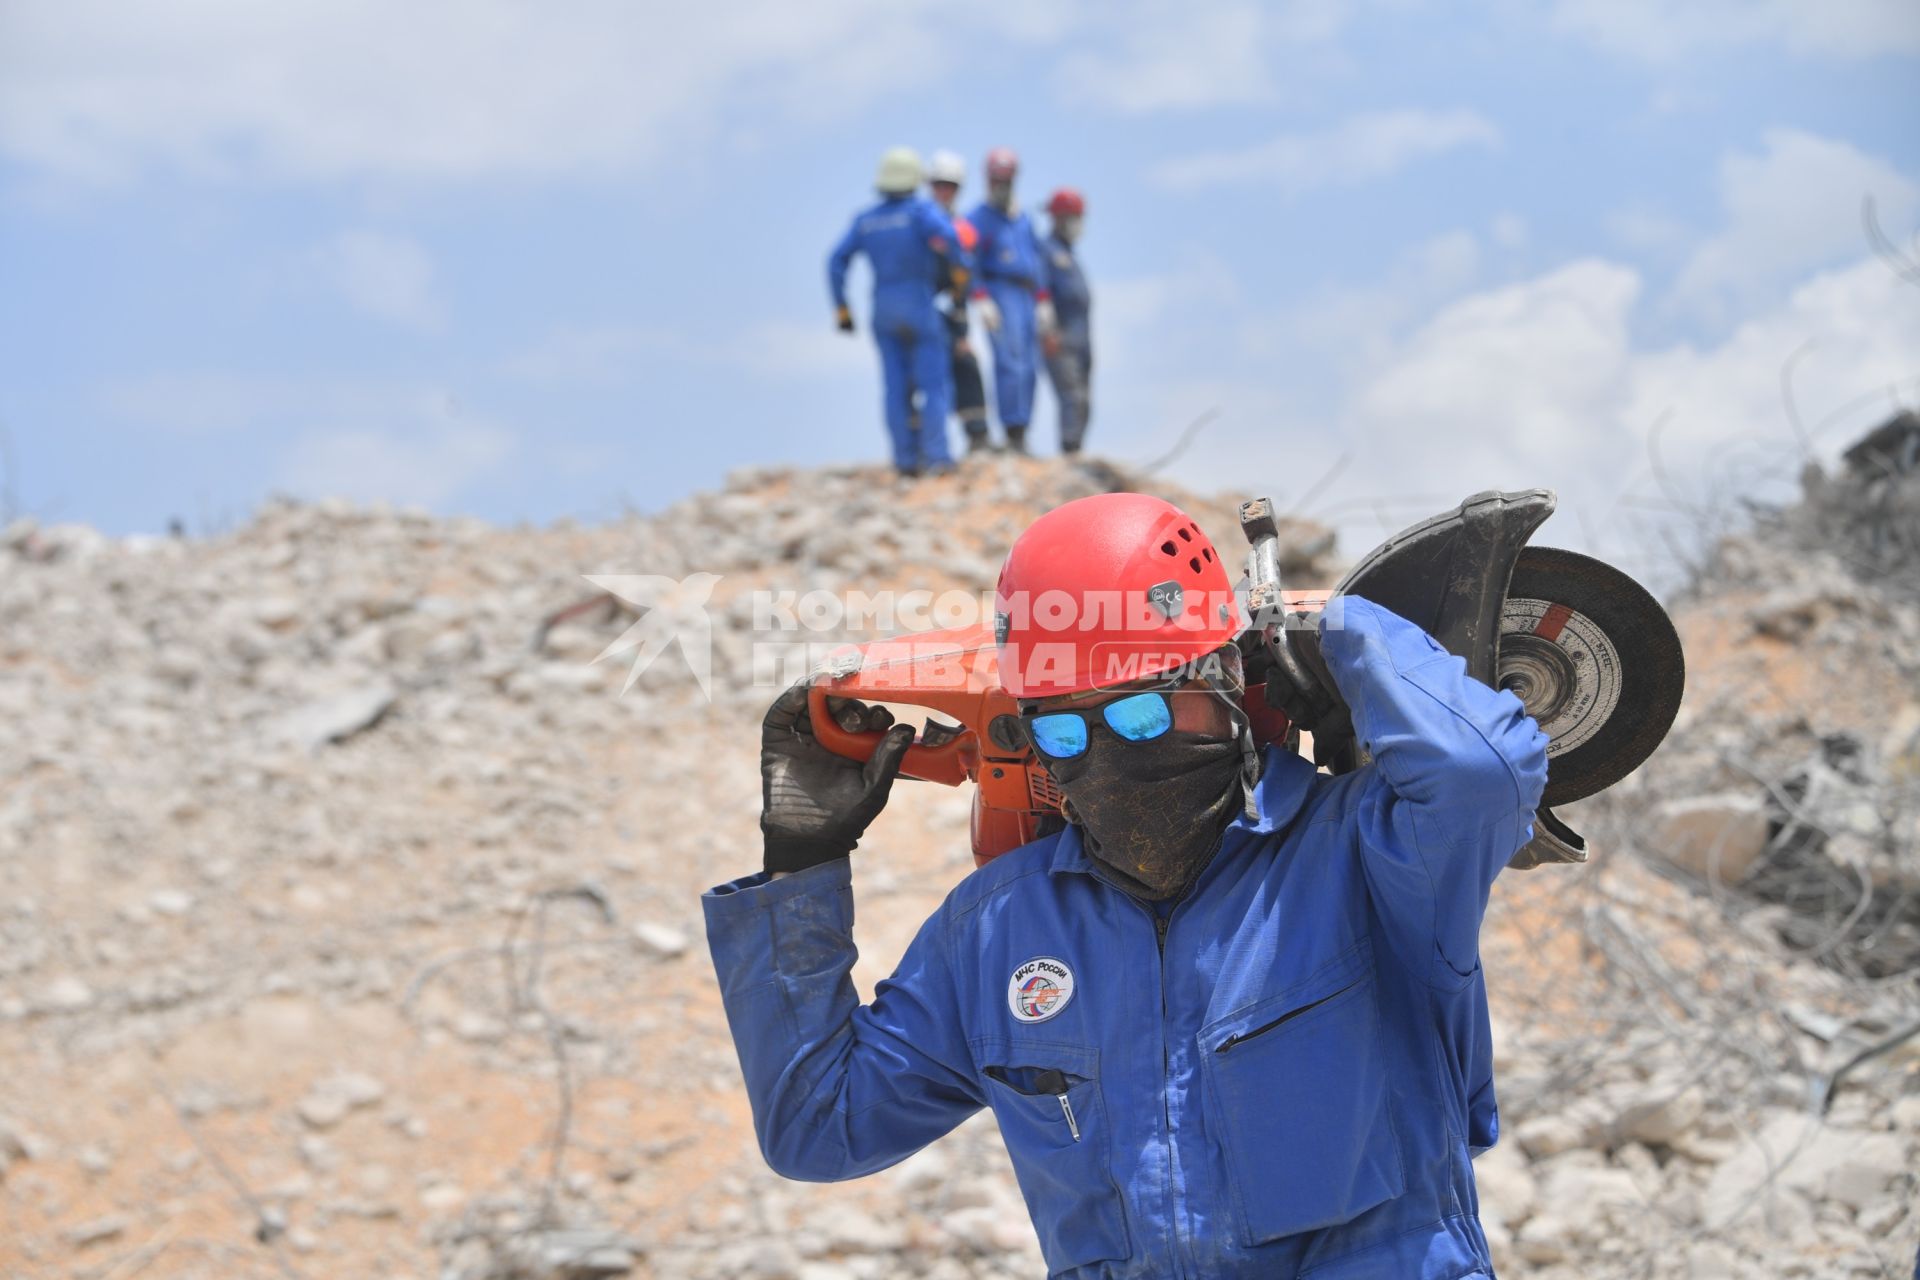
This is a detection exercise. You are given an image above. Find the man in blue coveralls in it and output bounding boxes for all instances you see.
[967,146,1050,456]
[1040,186,1093,455]
[706,492,1548,1279]
[829,146,965,477]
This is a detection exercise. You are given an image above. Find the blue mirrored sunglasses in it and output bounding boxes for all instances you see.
[1023,690,1174,760]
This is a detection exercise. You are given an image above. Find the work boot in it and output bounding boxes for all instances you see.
[965,423,991,455]
[1005,425,1029,455]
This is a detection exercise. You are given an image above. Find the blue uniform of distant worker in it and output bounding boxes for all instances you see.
[1044,232,1091,345]
[828,156,962,475]
[966,147,1049,450]
[969,199,1047,438]
[706,598,1549,1278]
[1041,187,1092,454]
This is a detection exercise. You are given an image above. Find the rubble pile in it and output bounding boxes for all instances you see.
[1632,412,1920,979]
[0,456,1326,1280]
[1,441,1914,1279]
[1461,415,1920,1277]
[1776,411,1920,603]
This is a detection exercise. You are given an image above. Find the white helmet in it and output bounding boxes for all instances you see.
[928,149,966,187]
[875,145,924,195]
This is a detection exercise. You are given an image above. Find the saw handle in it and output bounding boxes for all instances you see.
[807,683,973,787]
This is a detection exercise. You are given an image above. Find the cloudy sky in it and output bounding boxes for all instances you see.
[2,1,1916,573]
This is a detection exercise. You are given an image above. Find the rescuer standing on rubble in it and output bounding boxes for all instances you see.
[926,150,994,454]
[1040,187,1093,454]
[828,146,965,477]
[704,492,1549,1278]
[967,147,1049,455]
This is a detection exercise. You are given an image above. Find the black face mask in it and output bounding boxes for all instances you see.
[1047,729,1248,901]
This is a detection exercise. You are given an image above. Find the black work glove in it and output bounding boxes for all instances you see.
[835,305,856,334]
[760,681,915,875]
[1263,608,1343,733]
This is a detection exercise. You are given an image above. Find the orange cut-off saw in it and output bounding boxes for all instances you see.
[810,490,1685,873]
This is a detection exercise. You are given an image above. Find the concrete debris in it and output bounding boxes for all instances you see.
[1639,414,1920,980]
[64,1213,130,1247]
[631,921,690,959]
[37,975,96,1013]
[1648,792,1771,884]
[272,680,399,751]
[1701,1110,1913,1228]
[1612,1081,1706,1148]
[298,1071,388,1130]
[4,443,1917,1277]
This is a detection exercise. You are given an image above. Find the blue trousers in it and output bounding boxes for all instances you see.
[874,309,953,471]
[984,280,1037,429]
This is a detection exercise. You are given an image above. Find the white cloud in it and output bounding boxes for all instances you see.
[1046,0,1378,116]
[1332,256,1917,563]
[1490,213,1529,252]
[1606,206,1691,256]
[0,0,956,183]
[281,413,515,508]
[1053,2,1282,115]
[1230,227,1487,382]
[103,375,519,508]
[1553,0,1920,61]
[1148,244,1917,575]
[313,231,444,331]
[0,1,1402,184]
[506,326,682,383]
[1628,258,1920,462]
[1151,109,1500,193]
[738,320,880,379]
[105,373,292,434]
[508,319,869,384]
[1353,259,1643,482]
[1671,129,1919,324]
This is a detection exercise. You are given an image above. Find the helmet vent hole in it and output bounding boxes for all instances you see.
[1177,528,1193,542]
[1160,541,1177,556]
[1202,547,1213,562]
[1189,556,1202,574]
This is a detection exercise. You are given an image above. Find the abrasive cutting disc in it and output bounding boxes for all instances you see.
[1498,547,1685,807]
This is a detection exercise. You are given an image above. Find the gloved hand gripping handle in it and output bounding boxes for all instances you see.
[807,683,973,786]
[1239,497,1339,732]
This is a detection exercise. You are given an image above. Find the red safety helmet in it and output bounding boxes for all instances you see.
[994,493,1241,699]
[1046,188,1085,218]
[984,147,1019,181]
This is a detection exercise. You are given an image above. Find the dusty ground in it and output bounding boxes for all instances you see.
[1,452,1914,1279]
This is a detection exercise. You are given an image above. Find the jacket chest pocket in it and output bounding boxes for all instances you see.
[973,1040,1131,1273]
[1198,939,1406,1246]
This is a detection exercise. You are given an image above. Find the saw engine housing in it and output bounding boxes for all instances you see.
[811,488,1685,870]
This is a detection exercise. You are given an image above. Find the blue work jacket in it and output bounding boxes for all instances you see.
[828,194,961,328]
[1043,233,1091,345]
[967,200,1047,291]
[704,598,1549,1279]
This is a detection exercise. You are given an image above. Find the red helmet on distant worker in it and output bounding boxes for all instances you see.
[994,494,1241,699]
[984,147,1019,181]
[1046,188,1085,218]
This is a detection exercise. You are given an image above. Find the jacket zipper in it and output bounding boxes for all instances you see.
[1149,905,1187,1279]
[1213,977,1362,1054]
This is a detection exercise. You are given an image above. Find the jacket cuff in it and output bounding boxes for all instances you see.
[704,856,850,914]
